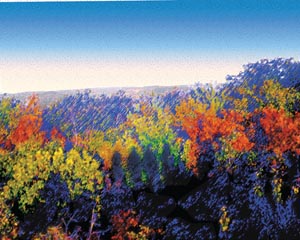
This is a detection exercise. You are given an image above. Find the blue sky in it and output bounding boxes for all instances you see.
[1,0,300,93]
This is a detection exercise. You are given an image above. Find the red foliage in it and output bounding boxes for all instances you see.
[200,110,254,152]
[175,101,255,172]
[50,127,66,147]
[111,209,162,240]
[260,107,300,156]
[111,210,139,240]
[230,133,254,152]
[9,95,45,147]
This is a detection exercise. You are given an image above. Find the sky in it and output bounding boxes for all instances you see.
[1,0,300,93]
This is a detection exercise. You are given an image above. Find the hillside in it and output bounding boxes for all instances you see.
[0,58,300,239]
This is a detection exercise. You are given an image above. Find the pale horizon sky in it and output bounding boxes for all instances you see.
[1,1,300,93]
[2,54,295,94]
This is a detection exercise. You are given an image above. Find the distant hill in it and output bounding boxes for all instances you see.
[1,85,190,106]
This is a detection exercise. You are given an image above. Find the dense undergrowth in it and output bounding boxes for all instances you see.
[1,58,300,239]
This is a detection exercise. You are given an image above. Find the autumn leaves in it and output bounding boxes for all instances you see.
[1,80,299,176]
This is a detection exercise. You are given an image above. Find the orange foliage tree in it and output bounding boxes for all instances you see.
[50,127,66,147]
[8,95,45,148]
[175,95,254,173]
[260,107,300,156]
[111,209,163,240]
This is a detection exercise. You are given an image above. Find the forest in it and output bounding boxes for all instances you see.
[1,58,300,239]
